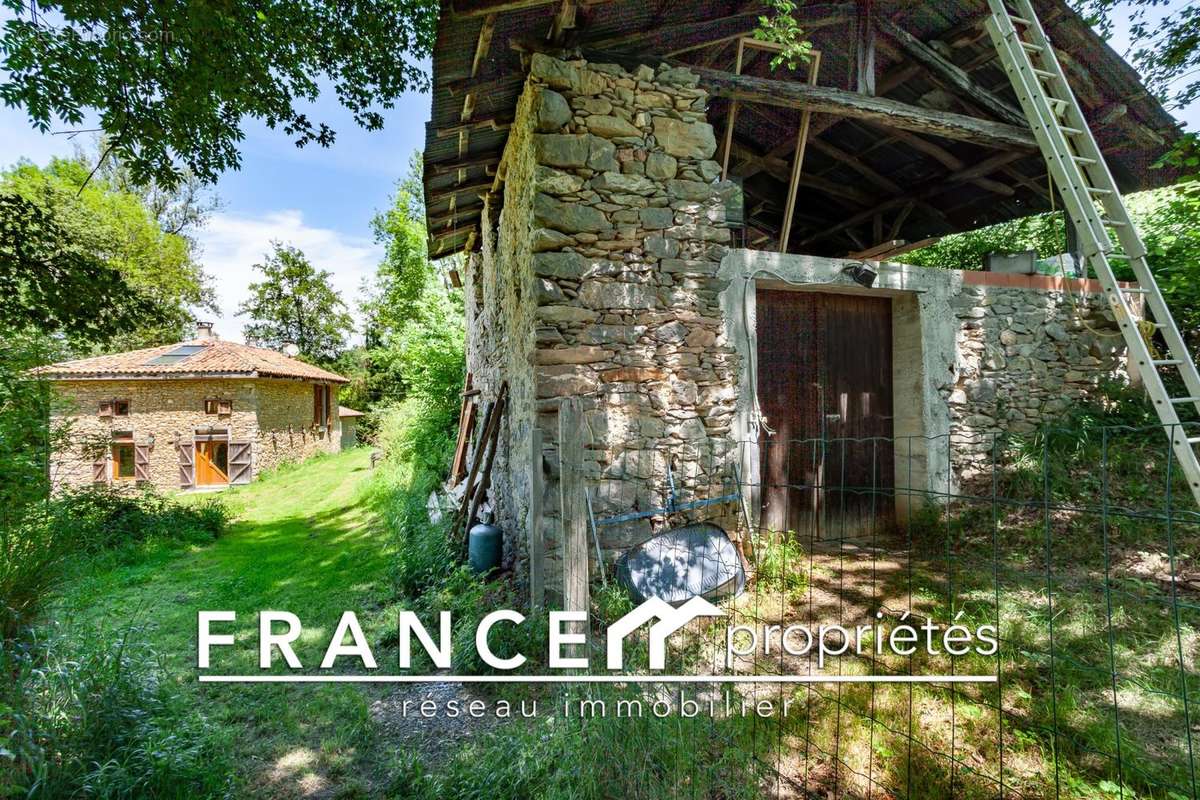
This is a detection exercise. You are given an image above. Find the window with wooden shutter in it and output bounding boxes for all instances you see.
[133,444,151,483]
[204,398,233,415]
[176,440,195,489]
[313,384,329,428]
[228,441,252,484]
[113,399,130,417]
[92,453,109,485]
[98,400,113,418]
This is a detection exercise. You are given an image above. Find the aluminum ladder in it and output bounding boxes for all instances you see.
[984,0,1200,505]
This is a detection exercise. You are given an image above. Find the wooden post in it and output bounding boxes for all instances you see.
[855,0,876,95]
[528,428,545,610]
[558,398,589,658]
[779,50,822,253]
[719,37,746,180]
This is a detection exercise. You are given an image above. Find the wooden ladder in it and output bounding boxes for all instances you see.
[984,0,1200,506]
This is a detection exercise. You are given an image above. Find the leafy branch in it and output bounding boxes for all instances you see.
[753,0,814,72]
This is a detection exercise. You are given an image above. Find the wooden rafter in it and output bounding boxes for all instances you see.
[685,62,1037,150]
[590,5,851,56]
[431,154,503,174]
[436,116,513,137]
[877,127,1014,196]
[808,137,902,194]
[875,16,1025,127]
[428,180,495,202]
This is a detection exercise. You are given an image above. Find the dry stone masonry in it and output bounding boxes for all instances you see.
[461,55,1135,597]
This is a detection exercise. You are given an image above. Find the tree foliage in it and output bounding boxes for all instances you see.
[238,242,354,364]
[1,156,214,349]
[347,155,464,412]
[1071,0,1200,111]
[1,0,438,188]
[0,193,163,342]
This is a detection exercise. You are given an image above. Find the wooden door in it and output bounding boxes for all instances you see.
[195,441,229,486]
[756,290,894,540]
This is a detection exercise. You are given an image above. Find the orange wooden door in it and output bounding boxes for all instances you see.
[195,441,229,485]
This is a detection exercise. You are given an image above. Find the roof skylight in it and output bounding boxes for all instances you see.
[144,344,206,366]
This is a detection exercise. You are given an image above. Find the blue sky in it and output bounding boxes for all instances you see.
[1,72,432,342]
[1,5,1196,343]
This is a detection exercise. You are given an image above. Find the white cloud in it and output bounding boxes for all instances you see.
[194,209,380,344]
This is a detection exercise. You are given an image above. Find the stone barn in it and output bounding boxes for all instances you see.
[421,0,1181,600]
[37,324,347,491]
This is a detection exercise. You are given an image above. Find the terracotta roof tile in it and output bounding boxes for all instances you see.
[33,339,349,383]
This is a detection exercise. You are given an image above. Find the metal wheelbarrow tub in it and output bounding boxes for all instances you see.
[616,522,746,606]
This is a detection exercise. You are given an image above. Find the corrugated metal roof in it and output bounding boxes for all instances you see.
[422,0,1182,257]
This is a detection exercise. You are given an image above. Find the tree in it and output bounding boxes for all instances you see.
[362,155,435,349]
[0,193,164,342]
[238,242,354,363]
[1,156,216,349]
[1,0,438,189]
[1071,0,1200,112]
[354,154,464,407]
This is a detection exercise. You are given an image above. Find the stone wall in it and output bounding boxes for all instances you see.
[945,275,1129,481]
[467,57,1136,599]
[253,378,342,475]
[51,378,340,491]
[463,54,743,592]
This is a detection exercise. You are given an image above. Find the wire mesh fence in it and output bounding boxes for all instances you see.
[564,420,1200,800]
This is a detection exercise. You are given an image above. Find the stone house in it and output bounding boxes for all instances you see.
[37,324,347,491]
[421,2,1180,598]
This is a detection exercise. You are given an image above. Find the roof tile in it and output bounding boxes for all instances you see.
[33,339,349,383]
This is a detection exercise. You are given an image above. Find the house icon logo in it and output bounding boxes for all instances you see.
[606,597,725,671]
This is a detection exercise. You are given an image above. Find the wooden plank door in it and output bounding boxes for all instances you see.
[195,441,229,486]
[756,290,894,540]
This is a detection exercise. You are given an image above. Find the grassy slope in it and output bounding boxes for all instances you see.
[56,448,396,798]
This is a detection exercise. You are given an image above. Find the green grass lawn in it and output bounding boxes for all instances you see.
[55,448,400,798]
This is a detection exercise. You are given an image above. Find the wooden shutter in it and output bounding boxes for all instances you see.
[313,385,322,425]
[98,400,113,418]
[134,444,151,483]
[324,386,332,429]
[176,440,195,489]
[228,442,252,485]
[92,453,108,485]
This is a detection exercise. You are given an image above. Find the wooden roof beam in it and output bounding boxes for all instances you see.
[879,127,1015,196]
[428,180,495,202]
[685,62,1037,151]
[451,0,554,18]
[808,137,902,194]
[589,5,852,56]
[436,116,513,137]
[875,16,1026,127]
[430,154,502,175]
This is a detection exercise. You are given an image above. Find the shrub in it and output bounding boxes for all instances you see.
[48,487,229,555]
[752,533,808,601]
[0,627,233,798]
[1,490,228,640]
[0,517,66,642]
